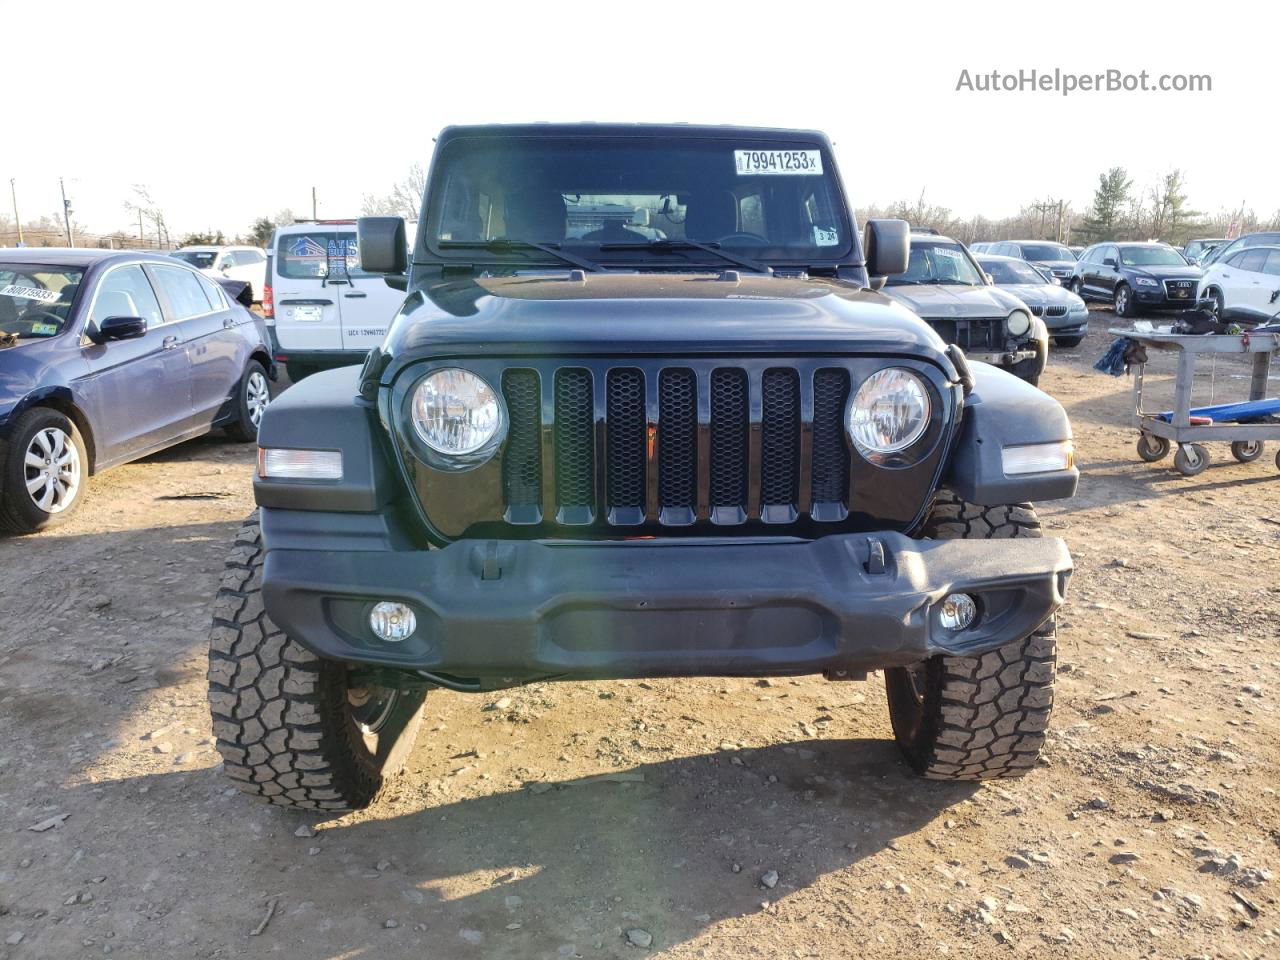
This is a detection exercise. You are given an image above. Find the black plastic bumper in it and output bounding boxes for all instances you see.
[261,526,1072,684]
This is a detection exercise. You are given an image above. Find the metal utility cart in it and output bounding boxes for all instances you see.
[1115,328,1280,476]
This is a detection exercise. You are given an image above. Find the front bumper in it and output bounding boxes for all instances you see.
[260,522,1072,685]
[1135,286,1197,309]
[966,347,1038,366]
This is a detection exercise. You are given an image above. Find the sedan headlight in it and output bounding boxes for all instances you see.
[411,368,501,455]
[1006,309,1032,336]
[848,368,931,460]
[1134,276,1159,287]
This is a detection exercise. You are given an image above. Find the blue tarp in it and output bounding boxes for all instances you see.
[1156,396,1280,423]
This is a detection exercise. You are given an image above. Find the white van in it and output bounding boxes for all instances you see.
[265,220,411,381]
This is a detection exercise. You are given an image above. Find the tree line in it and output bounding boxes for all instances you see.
[858,168,1280,248]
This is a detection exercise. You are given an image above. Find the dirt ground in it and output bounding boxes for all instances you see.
[2,306,1278,959]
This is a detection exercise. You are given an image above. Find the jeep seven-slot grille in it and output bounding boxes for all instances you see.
[500,365,860,527]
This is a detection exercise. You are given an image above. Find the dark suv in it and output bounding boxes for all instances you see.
[207,124,1076,811]
[1071,242,1202,317]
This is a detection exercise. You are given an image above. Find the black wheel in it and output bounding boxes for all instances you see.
[1113,283,1135,318]
[885,491,1056,780]
[0,407,88,535]
[1173,443,1209,476]
[224,360,270,443]
[1231,440,1263,463]
[1207,288,1225,320]
[1054,335,1084,349]
[1136,433,1170,462]
[1070,279,1085,297]
[208,514,428,810]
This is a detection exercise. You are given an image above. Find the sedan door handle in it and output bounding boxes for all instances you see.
[222,317,237,329]
[161,335,181,350]
[343,292,367,298]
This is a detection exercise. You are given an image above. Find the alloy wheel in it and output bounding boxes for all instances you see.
[1115,287,1128,315]
[246,371,270,427]
[24,426,81,514]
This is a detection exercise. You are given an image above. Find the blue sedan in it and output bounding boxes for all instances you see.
[0,249,273,533]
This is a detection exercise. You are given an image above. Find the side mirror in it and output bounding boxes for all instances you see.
[357,217,408,275]
[1103,257,1118,268]
[983,272,994,284]
[96,315,147,342]
[864,218,910,278]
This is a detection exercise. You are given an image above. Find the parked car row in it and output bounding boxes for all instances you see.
[0,250,272,533]
[170,244,268,303]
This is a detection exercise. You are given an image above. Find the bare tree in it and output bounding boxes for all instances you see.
[360,163,425,219]
[124,185,172,248]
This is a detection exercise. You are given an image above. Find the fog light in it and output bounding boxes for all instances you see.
[939,593,977,631]
[369,601,416,642]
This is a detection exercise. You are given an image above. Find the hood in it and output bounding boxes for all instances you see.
[1000,284,1086,310]
[1127,264,1202,280]
[881,283,1026,319]
[382,272,954,373]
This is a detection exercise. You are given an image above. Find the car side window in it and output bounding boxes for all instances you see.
[242,249,264,264]
[1262,250,1280,277]
[198,275,229,310]
[151,265,215,320]
[89,264,164,330]
[1101,245,1119,264]
[1236,249,1269,273]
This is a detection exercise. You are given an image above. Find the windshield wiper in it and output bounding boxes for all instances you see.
[598,239,772,275]
[438,239,603,273]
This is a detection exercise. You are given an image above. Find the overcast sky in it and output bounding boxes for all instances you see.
[6,0,1269,240]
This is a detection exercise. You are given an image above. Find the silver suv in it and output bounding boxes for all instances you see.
[883,234,1048,385]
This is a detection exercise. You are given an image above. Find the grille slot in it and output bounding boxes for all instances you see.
[1045,304,1068,318]
[501,369,541,509]
[811,369,850,506]
[709,368,749,511]
[606,369,646,512]
[760,369,800,507]
[554,369,594,510]
[658,369,696,512]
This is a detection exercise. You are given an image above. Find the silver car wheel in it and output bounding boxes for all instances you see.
[246,371,270,427]
[1115,287,1128,314]
[24,426,81,515]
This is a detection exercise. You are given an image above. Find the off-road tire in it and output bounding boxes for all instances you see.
[208,514,427,810]
[885,490,1056,780]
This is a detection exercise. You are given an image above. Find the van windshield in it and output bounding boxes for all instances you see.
[424,136,852,267]
[276,231,375,280]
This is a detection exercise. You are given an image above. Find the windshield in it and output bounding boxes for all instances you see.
[0,265,86,340]
[275,231,375,280]
[1019,243,1072,262]
[171,250,218,269]
[425,136,850,267]
[980,258,1048,285]
[887,241,985,286]
[1120,246,1187,267]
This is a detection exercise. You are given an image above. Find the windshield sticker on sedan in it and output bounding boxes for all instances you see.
[813,226,839,247]
[29,322,58,336]
[734,150,823,176]
[0,284,60,303]
[934,248,963,261]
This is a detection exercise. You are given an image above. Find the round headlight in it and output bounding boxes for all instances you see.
[848,368,931,457]
[1007,309,1032,336]
[411,368,501,455]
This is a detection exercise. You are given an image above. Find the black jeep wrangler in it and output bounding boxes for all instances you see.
[208,124,1077,810]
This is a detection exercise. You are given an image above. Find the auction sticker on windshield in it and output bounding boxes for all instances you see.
[1,284,60,304]
[734,150,823,176]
